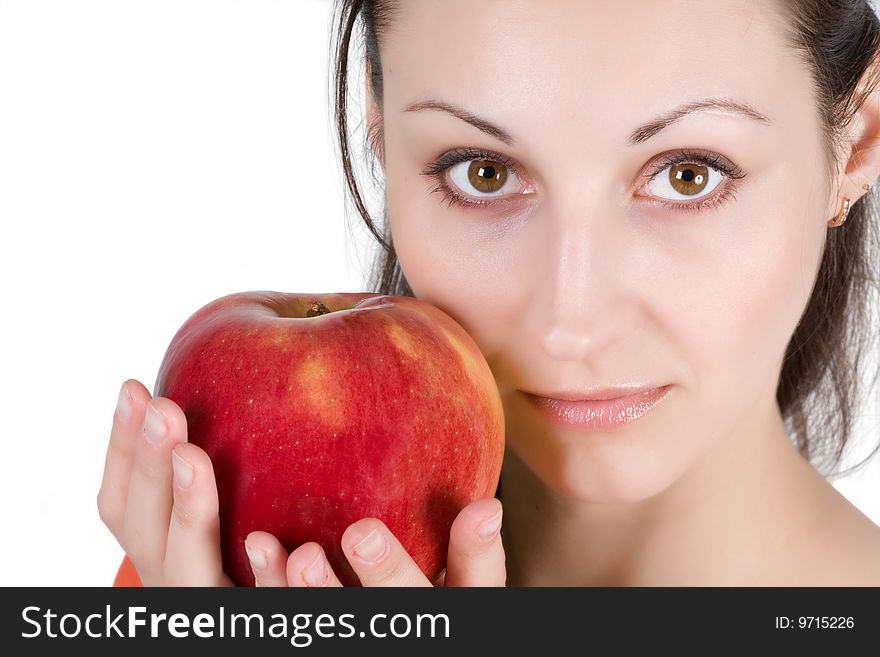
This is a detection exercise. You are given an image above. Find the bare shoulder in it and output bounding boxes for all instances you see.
[832,511,880,585]
[796,488,880,586]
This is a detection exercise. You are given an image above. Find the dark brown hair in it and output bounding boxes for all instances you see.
[329,0,880,478]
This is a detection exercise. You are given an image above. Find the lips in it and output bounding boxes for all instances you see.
[522,385,672,431]
[530,384,662,402]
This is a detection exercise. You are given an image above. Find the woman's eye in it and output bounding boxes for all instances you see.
[645,161,724,202]
[447,158,524,200]
[425,148,743,213]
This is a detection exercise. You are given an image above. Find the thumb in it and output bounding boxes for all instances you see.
[443,498,506,587]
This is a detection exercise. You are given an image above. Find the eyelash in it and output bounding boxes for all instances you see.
[419,147,747,215]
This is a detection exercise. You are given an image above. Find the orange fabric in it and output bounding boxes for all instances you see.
[113,554,143,587]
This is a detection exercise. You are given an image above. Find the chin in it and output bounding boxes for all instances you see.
[507,429,688,505]
[558,451,683,504]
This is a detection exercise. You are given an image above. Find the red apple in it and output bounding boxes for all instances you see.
[152,291,505,587]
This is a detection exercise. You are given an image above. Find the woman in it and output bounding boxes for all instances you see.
[100,0,880,586]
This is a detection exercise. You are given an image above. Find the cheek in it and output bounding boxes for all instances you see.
[386,173,529,366]
[667,195,826,428]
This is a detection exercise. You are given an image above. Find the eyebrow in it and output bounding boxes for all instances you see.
[403,97,772,147]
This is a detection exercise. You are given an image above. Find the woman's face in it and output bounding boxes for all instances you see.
[374,0,834,502]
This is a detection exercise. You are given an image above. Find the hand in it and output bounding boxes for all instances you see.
[97,379,232,586]
[243,497,507,587]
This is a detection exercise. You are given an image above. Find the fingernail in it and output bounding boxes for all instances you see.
[143,401,167,445]
[246,543,267,570]
[302,550,328,587]
[477,511,503,541]
[116,381,132,423]
[352,528,388,563]
[171,450,193,489]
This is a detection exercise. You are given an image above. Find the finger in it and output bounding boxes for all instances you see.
[121,396,188,585]
[443,498,506,587]
[286,543,343,588]
[244,531,293,587]
[163,442,232,586]
[340,519,433,587]
[97,379,151,535]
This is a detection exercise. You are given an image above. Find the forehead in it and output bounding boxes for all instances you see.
[381,0,808,142]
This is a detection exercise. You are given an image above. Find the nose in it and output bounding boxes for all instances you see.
[528,203,637,362]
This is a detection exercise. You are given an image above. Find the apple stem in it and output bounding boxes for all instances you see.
[306,301,331,317]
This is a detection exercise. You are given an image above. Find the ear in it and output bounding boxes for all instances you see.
[830,57,880,215]
[364,59,386,170]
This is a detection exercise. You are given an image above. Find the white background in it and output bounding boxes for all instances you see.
[0,0,877,586]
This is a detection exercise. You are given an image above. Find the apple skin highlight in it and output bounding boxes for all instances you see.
[152,291,505,587]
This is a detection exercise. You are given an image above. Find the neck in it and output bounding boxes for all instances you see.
[497,394,828,586]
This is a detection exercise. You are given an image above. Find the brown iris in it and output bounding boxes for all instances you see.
[668,162,709,196]
[467,159,508,194]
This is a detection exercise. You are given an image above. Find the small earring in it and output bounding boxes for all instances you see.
[827,197,851,228]
[864,183,872,192]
